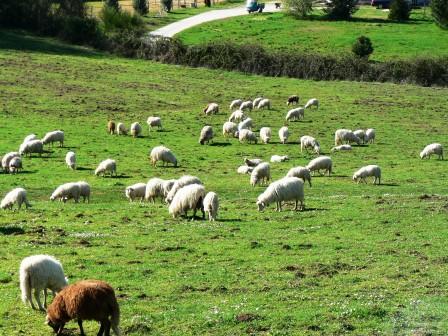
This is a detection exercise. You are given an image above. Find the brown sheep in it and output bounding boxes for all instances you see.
[108,121,116,135]
[46,280,120,336]
[286,95,299,106]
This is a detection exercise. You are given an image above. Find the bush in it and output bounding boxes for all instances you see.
[388,0,411,21]
[324,0,358,20]
[431,0,448,29]
[133,0,149,15]
[161,0,173,12]
[283,0,313,18]
[58,16,103,46]
[100,6,144,33]
[105,0,121,11]
[352,36,373,58]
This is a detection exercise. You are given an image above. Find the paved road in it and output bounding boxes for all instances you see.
[149,3,280,37]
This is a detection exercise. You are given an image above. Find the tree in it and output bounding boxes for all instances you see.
[104,0,120,11]
[324,0,358,20]
[352,36,373,58]
[431,0,448,29]
[283,0,313,18]
[133,0,149,15]
[388,0,411,21]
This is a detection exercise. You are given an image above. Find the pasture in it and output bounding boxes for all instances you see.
[0,31,448,335]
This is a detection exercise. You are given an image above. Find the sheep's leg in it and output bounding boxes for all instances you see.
[57,324,65,336]
[78,320,86,336]
[44,288,47,308]
[294,200,298,211]
[34,288,45,311]
[103,319,111,336]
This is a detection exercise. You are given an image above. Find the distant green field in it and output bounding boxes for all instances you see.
[178,6,447,61]
[0,31,448,335]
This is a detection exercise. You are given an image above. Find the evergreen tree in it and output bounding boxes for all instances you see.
[431,0,448,29]
[388,0,411,21]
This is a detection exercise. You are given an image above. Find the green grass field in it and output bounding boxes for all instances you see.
[0,31,448,335]
[178,6,448,61]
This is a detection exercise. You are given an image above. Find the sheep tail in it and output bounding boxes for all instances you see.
[20,269,31,304]
[110,300,121,336]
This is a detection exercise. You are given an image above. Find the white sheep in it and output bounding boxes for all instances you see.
[50,182,81,203]
[222,121,238,138]
[76,181,90,203]
[204,103,219,115]
[19,140,44,157]
[353,165,381,184]
[145,178,165,203]
[253,97,263,107]
[116,122,127,135]
[334,129,361,146]
[365,128,376,144]
[353,129,367,144]
[150,146,177,167]
[125,183,146,202]
[238,118,253,131]
[250,162,271,186]
[19,255,68,311]
[286,166,312,187]
[238,129,257,144]
[165,175,202,203]
[270,155,289,163]
[168,184,206,219]
[1,187,31,210]
[257,98,271,110]
[199,126,214,145]
[305,98,319,109]
[42,130,64,147]
[203,192,219,221]
[228,110,246,123]
[244,158,263,167]
[331,144,352,152]
[162,179,177,197]
[95,159,117,177]
[229,99,243,110]
[306,156,332,176]
[300,135,320,155]
[130,122,142,138]
[285,107,304,122]
[23,134,38,143]
[279,126,289,144]
[65,151,76,170]
[1,152,20,172]
[237,165,254,174]
[147,116,162,131]
[259,127,272,144]
[240,100,253,111]
[420,143,443,160]
[9,156,23,174]
[257,177,304,212]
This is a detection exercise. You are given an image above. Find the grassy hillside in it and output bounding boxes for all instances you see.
[178,6,448,61]
[0,31,448,335]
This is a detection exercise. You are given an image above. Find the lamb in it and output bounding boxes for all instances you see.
[65,151,76,170]
[145,178,165,203]
[222,121,238,138]
[229,99,243,110]
[1,152,20,172]
[244,158,263,167]
[95,159,117,177]
[259,127,272,144]
[304,98,319,109]
[238,129,257,144]
[237,165,254,174]
[334,129,361,146]
[331,144,352,152]
[257,98,271,110]
[19,255,68,311]
[420,143,444,160]
[203,103,219,115]
[146,116,162,131]
[286,95,299,106]
[168,184,206,219]
[306,156,333,176]
[1,187,31,210]
[116,123,127,135]
[50,182,81,203]
[270,155,289,163]
[365,128,375,144]
[199,126,214,145]
[165,175,202,203]
[285,107,304,122]
[19,139,44,157]
[150,146,178,167]
[353,165,381,184]
[286,166,312,187]
[279,126,289,144]
[257,177,304,212]
[108,121,116,134]
[228,110,246,123]
[252,97,263,107]
[76,181,91,203]
[240,100,253,111]
[203,192,219,221]
[42,130,64,147]
[353,129,367,144]
[250,162,271,186]
[46,280,120,336]
[23,134,38,143]
[9,156,23,174]
[300,135,320,155]
[238,118,253,131]
[130,122,142,138]
[125,183,146,202]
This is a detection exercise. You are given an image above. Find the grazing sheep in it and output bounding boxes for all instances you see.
[199,126,214,145]
[259,127,272,144]
[20,255,68,311]
[145,178,165,203]
[228,110,246,123]
[203,192,219,221]
[162,179,177,197]
[238,129,257,144]
[353,165,381,184]
[257,177,304,212]
[229,99,243,110]
[238,118,253,131]
[1,152,20,172]
[19,140,44,157]
[257,98,271,110]
[285,107,304,122]
[300,135,321,155]
[286,166,312,187]
[1,187,31,210]
[65,151,76,170]
[354,129,367,144]
[286,95,299,106]
[76,181,90,203]
[306,156,332,176]
[244,158,263,167]
[250,162,271,187]
[150,146,177,167]
[23,134,38,143]
[305,98,319,109]
[168,184,206,219]
[204,103,219,115]
[165,175,202,204]
[130,122,142,138]
[116,123,127,135]
[222,121,238,138]
[50,183,81,203]
[42,130,64,147]
[95,159,117,177]
[270,155,289,163]
[365,128,376,144]
[420,143,444,160]
[46,280,120,336]
[9,156,23,174]
[279,126,289,144]
[108,121,116,135]
[125,183,146,202]
[240,100,253,111]
[253,97,263,107]
[147,116,162,131]
[237,165,254,174]
[334,129,361,146]
[331,144,352,152]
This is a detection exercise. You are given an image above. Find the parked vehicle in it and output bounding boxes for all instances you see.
[246,0,265,13]
[371,0,429,8]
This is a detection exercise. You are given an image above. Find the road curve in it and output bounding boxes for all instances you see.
[149,3,280,38]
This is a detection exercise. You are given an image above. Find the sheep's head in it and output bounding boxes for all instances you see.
[352,173,359,182]
[50,195,56,202]
[355,136,361,145]
[45,314,63,334]
[419,151,425,159]
[257,201,265,211]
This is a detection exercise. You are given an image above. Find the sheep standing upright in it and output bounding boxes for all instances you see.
[229,99,243,110]
[257,98,271,110]
[46,280,120,336]
[286,95,299,106]
[50,183,81,203]
[125,183,146,202]
[285,107,304,122]
[353,129,367,144]
[145,178,165,203]
[300,135,320,155]
[95,159,117,177]
[23,134,38,143]
[353,165,381,184]
[150,146,178,167]
[108,121,116,134]
[250,162,271,186]
[20,255,68,311]
[204,103,219,115]
[238,118,253,131]
[253,97,263,107]
[42,130,64,147]
[222,121,238,138]
[334,129,361,146]
[147,116,162,132]
[203,192,219,221]
[165,175,202,203]
[420,143,444,160]
[77,181,91,203]
[168,184,206,219]
[9,156,23,174]
[257,177,304,212]
[365,128,375,144]
[240,100,253,111]
[1,187,31,210]
[228,110,245,123]
[19,140,44,157]
[130,122,142,138]
[306,156,332,176]
[1,152,20,172]
[259,127,272,144]
[286,166,312,187]
[65,151,76,170]
[279,126,289,144]
[238,129,257,144]
[116,123,127,135]
[199,126,214,145]
[305,98,319,109]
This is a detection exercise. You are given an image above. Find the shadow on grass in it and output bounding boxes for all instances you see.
[306,14,431,24]
[379,183,399,187]
[210,142,232,147]
[75,167,92,171]
[302,207,327,212]
[218,218,242,222]
[0,226,25,235]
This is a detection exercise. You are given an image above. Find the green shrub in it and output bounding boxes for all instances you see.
[324,0,358,20]
[133,0,149,15]
[161,0,173,12]
[431,0,448,29]
[104,0,121,11]
[388,0,411,21]
[352,36,374,58]
[283,0,313,18]
[58,16,103,46]
[100,6,144,33]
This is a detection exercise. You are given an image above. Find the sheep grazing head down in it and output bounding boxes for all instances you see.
[45,315,62,334]
[257,201,266,211]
